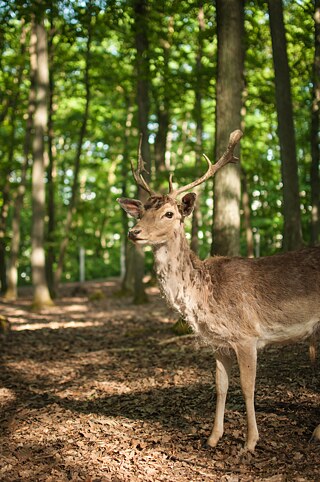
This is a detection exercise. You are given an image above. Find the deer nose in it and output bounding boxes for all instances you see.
[128,228,142,240]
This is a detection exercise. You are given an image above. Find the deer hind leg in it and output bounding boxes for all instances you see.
[207,352,233,448]
[235,341,259,452]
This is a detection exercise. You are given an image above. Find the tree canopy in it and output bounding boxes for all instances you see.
[0,0,318,292]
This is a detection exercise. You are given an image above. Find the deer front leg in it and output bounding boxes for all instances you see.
[207,352,233,448]
[235,341,259,452]
[311,424,320,442]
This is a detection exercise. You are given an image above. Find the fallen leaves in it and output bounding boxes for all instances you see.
[0,280,319,481]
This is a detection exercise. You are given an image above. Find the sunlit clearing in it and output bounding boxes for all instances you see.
[0,388,16,405]
[13,320,104,331]
[63,304,88,312]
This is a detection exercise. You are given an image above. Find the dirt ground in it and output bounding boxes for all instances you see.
[0,280,319,482]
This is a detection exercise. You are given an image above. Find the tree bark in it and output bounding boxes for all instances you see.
[212,0,244,257]
[241,170,254,258]
[31,18,53,308]
[311,0,320,246]
[267,0,303,251]
[5,27,36,300]
[121,101,135,294]
[0,178,10,294]
[53,6,92,293]
[133,0,151,304]
[46,12,56,296]
[154,16,173,175]
[191,3,205,255]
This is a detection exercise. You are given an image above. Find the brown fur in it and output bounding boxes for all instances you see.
[144,195,174,210]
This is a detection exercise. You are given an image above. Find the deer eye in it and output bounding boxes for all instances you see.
[165,211,174,219]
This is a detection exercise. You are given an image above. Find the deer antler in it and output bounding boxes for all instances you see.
[131,135,154,195]
[169,129,243,198]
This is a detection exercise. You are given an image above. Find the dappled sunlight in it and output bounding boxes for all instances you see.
[56,379,133,400]
[13,319,105,331]
[0,388,16,408]
[1,279,319,481]
[62,303,89,313]
[0,281,175,336]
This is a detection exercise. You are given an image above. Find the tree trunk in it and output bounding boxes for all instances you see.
[121,101,135,294]
[212,0,244,257]
[191,3,205,255]
[267,0,303,251]
[5,162,30,301]
[154,108,169,174]
[0,178,10,294]
[5,28,36,300]
[46,13,56,296]
[154,16,173,175]
[311,0,320,246]
[241,170,254,258]
[133,0,151,304]
[31,19,53,309]
[53,6,92,293]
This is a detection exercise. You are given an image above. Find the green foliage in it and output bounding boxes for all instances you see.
[172,317,193,336]
[0,0,317,287]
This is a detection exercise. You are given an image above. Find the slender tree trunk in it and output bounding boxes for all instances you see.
[311,0,320,246]
[191,3,205,255]
[267,0,303,251]
[0,159,14,296]
[212,0,244,257]
[5,161,30,300]
[5,29,36,300]
[134,0,151,172]
[174,3,206,334]
[0,178,10,294]
[31,19,53,308]
[53,7,92,293]
[178,115,192,157]
[154,110,169,174]
[190,194,201,254]
[133,0,151,304]
[154,16,173,175]
[46,14,56,296]
[241,170,254,258]
[121,101,135,294]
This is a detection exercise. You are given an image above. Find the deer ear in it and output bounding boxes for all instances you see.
[180,192,197,217]
[117,198,144,218]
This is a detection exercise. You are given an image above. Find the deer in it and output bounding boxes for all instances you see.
[117,130,320,452]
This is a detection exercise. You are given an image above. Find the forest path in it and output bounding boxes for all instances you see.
[0,280,319,481]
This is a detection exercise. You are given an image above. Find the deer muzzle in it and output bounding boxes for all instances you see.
[128,227,143,242]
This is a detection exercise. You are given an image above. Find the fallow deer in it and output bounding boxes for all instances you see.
[118,130,320,451]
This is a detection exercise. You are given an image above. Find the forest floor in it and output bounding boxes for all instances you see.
[0,279,319,482]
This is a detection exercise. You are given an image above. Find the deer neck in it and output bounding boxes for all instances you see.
[153,226,192,273]
[152,226,203,313]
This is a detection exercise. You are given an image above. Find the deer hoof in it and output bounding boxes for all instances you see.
[310,425,320,443]
[244,438,258,452]
[206,434,221,448]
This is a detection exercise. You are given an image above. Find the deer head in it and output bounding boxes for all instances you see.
[117,129,243,246]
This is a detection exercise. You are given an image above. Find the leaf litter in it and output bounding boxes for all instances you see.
[0,280,319,481]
